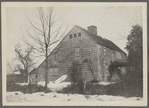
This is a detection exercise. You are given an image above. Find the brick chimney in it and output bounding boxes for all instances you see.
[87,25,97,35]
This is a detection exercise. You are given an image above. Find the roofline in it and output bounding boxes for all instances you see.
[37,25,127,69]
[98,44,127,55]
[87,25,97,28]
[76,25,127,55]
[29,73,38,74]
[29,68,38,74]
[76,25,98,45]
[37,25,76,69]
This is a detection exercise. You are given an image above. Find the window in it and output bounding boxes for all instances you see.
[69,35,72,39]
[74,34,77,38]
[78,33,81,37]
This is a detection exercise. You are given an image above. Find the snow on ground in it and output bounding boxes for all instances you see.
[15,81,71,92]
[15,81,115,92]
[16,81,114,90]
[38,81,71,91]
[54,75,68,83]
[7,91,142,102]
[10,82,142,102]
[95,81,116,85]
[16,75,70,91]
[15,83,28,86]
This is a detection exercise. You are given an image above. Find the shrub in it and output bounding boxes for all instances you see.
[59,80,142,97]
[69,61,82,84]
[7,82,50,94]
[59,83,83,94]
[68,61,84,94]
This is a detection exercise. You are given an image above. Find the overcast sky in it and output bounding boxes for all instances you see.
[6,4,143,66]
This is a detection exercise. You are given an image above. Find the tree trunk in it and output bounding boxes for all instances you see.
[122,75,128,97]
[45,45,48,90]
[83,79,86,94]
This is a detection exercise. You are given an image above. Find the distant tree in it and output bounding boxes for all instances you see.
[14,44,35,76]
[7,61,13,74]
[125,25,143,80]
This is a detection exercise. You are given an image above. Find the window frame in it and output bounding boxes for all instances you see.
[74,34,77,38]
[69,35,72,39]
[78,33,81,37]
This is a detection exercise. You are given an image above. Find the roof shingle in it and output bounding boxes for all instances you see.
[29,68,38,74]
[77,25,126,54]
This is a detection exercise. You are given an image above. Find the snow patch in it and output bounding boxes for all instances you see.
[16,83,28,86]
[6,92,143,102]
[94,81,116,86]
[54,75,67,83]
[38,81,71,91]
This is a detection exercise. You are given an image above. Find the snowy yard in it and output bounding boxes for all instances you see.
[7,91,142,102]
[38,81,71,91]
[6,81,143,102]
[15,81,115,92]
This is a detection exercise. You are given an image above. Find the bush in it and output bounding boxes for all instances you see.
[58,81,84,94]
[68,61,84,93]
[59,81,107,95]
[58,80,143,97]
[125,79,143,97]
[7,82,50,94]
[69,61,82,84]
[7,74,28,83]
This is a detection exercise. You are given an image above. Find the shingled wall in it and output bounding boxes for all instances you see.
[37,26,126,82]
[37,27,100,82]
[97,45,126,81]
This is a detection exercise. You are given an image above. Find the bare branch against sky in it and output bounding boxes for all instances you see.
[19,7,68,89]
[6,6,142,65]
[2,2,147,106]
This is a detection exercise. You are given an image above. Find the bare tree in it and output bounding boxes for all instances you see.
[7,61,14,74]
[22,7,68,89]
[14,44,35,76]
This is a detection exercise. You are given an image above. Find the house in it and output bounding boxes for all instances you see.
[28,68,38,84]
[33,25,127,84]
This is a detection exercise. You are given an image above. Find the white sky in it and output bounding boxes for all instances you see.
[6,5,142,66]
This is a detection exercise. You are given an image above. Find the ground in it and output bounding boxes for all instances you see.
[7,91,142,102]
[6,81,143,102]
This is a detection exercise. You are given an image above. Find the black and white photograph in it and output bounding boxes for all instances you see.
[2,2,147,106]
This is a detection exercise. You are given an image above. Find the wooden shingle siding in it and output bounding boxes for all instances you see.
[37,25,127,83]
[96,45,126,81]
[38,27,100,82]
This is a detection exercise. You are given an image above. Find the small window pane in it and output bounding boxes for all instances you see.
[78,33,81,37]
[69,35,72,39]
[74,34,77,38]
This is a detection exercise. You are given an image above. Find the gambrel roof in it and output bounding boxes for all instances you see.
[76,25,126,54]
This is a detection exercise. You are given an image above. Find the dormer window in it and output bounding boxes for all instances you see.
[78,33,81,37]
[74,34,77,38]
[69,35,72,39]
